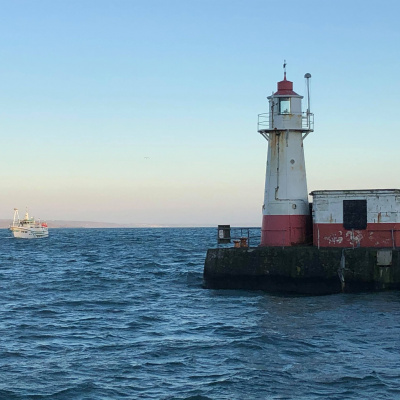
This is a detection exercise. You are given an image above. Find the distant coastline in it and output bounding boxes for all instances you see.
[0,219,218,229]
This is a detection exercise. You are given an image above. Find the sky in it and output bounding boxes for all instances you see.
[0,0,399,226]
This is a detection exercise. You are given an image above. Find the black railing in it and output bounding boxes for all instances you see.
[217,225,261,248]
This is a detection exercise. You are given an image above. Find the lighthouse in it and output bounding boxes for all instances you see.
[204,67,400,294]
[258,65,314,246]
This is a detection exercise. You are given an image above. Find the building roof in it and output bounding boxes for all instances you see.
[310,189,400,196]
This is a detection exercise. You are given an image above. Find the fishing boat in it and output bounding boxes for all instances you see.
[9,208,49,239]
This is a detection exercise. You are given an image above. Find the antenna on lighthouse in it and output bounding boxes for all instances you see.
[304,73,312,127]
[283,60,287,79]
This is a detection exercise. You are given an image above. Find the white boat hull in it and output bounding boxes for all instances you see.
[10,226,49,239]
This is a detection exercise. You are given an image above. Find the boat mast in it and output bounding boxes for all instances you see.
[13,208,20,226]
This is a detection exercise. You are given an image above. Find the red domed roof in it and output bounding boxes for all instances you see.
[274,75,298,96]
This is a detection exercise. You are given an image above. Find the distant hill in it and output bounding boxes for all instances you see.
[0,219,218,229]
[0,219,168,229]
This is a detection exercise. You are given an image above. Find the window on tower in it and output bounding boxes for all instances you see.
[279,98,291,114]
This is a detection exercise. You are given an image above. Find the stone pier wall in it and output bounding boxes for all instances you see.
[203,246,400,295]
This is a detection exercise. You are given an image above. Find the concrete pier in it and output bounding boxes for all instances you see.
[203,246,400,295]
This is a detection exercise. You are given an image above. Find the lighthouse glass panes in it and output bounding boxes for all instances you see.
[279,98,290,114]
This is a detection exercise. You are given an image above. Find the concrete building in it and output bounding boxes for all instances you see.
[311,189,400,248]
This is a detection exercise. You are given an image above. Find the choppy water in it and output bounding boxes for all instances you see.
[0,228,399,400]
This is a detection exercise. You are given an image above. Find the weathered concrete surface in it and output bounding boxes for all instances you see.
[203,246,400,295]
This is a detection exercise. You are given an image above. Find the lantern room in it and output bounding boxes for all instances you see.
[267,76,304,131]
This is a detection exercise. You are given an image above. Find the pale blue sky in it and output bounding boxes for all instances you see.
[0,0,399,225]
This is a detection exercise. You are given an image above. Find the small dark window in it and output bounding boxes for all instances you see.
[343,200,367,230]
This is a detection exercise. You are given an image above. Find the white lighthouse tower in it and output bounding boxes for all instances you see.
[258,65,314,246]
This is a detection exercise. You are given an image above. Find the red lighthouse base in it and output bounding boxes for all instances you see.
[261,214,311,247]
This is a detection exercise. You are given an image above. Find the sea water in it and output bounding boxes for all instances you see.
[0,228,399,400]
